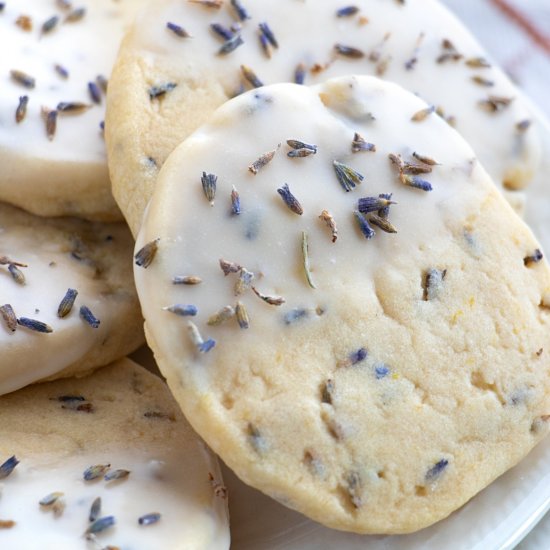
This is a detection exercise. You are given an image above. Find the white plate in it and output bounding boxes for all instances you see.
[224,101,550,550]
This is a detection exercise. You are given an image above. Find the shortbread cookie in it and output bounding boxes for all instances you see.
[107,0,540,235]
[0,358,230,549]
[134,76,550,534]
[0,0,148,221]
[0,202,144,395]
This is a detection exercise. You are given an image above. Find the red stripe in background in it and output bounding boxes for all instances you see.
[489,0,550,55]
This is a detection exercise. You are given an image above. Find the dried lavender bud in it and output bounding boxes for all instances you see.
[235,301,250,329]
[85,516,115,536]
[17,318,53,333]
[201,172,217,205]
[277,184,303,215]
[400,173,433,192]
[15,95,29,123]
[241,65,263,88]
[294,63,306,85]
[208,306,236,326]
[135,239,159,268]
[354,211,375,239]
[234,268,255,295]
[230,0,250,21]
[333,161,364,192]
[369,215,397,234]
[358,196,396,214]
[10,69,35,89]
[88,81,102,104]
[210,22,233,40]
[138,513,161,526]
[173,275,202,285]
[0,305,17,332]
[334,43,365,58]
[219,34,244,55]
[80,305,100,328]
[321,380,335,404]
[219,258,242,276]
[41,15,59,35]
[252,287,285,306]
[0,456,19,479]
[423,268,447,301]
[524,249,543,266]
[436,38,462,63]
[104,469,130,481]
[258,22,278,48]
[65,7,86,22]
[351,132,376,153]
[149,82,177,100]
[412,152,440,166]
[57,288,78,317]
[56,102,91,114]
[336,6,360,17]
[411,105,435,122]
[166,21,191,38]
[230,185,241,215]
[249,149,276,174]
[89,497,101,522]
[187,321,216,353]
[465,56,491,68]
[83,464,110,481]
[425,459,449,481]
[478,95,514,113]
[8,264,25,285]
[319,210,338,242]
[163,304,198,317]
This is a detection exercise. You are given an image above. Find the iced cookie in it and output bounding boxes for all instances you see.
[106,0,540,235]
[0,358,230,549]
[134,76,550,534]
[0,0,148,221]
[0,202,144,395]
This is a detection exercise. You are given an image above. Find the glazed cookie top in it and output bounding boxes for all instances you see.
[0,0,147,220]
[0,358,230,549]
[0,202,143,395]
[135,76,550,534]
[107,0,540,234]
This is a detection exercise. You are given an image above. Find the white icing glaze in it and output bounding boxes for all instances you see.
[135,77,491,381]
[0,451,228,550]
[126,0,539,197]
[0,204,139,395]
[0,359,229,549]
[0,0,148,218]
[0,0,145,161]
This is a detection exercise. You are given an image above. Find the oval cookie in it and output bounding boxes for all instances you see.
[0,202,143,395]
[106,0,540,234]
[0,0,148,221]
[0,358,230,549]
[134,76,550,534]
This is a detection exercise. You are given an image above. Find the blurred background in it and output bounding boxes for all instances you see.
[442,0,550,117]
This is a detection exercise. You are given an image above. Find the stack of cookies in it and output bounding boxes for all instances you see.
[1,0,549,547]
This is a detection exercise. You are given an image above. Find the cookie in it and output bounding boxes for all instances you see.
[133,76,550,534]
[0,0,148,221]
[106,0,540,235]
[0,202,144,395]
[0,358,230,549]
